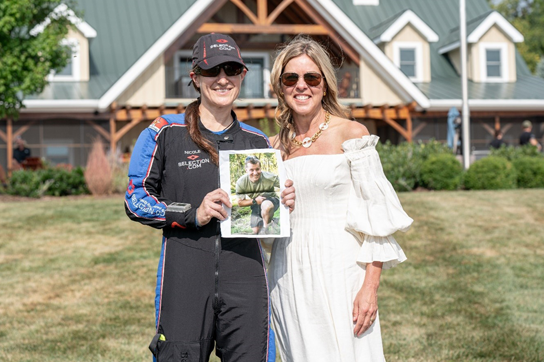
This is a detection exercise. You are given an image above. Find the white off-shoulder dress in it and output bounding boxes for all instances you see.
[268,135,413,362]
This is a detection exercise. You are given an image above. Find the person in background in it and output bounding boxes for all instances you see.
[489,129,507,149]
[13,136,31,167]
[519,120,542,151]
[125,33,294,362]
[267,35,412,362]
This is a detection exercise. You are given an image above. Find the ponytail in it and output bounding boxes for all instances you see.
[185,98,219,165]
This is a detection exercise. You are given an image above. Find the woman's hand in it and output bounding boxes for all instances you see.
[353,261,383,336]
[196,189,232,226]
[281,179,295,213]
[352,285,379,336]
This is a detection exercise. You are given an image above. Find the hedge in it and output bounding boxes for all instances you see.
[4,167,89,198]
[512,157,544,188]
[420,154,463,190]
[464,156,517,190]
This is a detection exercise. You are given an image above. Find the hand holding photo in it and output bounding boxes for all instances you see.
[219,149,289,238]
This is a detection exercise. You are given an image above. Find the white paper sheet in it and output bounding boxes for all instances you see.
[219,148,290,238]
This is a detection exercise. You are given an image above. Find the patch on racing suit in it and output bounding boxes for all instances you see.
[149,117,168,132]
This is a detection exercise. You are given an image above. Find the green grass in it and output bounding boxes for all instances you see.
[1,190,543,361]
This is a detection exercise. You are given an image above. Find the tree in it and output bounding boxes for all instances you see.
[0,0,75,118]
[489,0,544,73]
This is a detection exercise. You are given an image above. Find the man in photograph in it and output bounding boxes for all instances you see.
[236,156,280,234]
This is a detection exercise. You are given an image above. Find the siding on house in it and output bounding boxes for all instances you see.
[117,56,165,106]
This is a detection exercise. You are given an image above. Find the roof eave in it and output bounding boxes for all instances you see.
[21,99,100,113]
[30,4,97,39]
[376,9,439,43]
[429,99,544,112]
[467,11,524,43]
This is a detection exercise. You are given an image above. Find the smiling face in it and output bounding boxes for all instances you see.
[190,66,247,110]
[245,161,262,183]
[280,54,325,119]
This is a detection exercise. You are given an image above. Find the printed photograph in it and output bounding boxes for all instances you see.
[219,149,289,238]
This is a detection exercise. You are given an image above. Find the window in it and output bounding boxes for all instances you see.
[44,139,73,165]
[393,42,423,82]
[49,39,80,81]
[172,54,200,99]
[169,51,270,99]
[486,49,501,77]
[479,43,508,82]
[399,48,416,77]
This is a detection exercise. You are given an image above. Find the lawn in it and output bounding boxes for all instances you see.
[0,190,543,362]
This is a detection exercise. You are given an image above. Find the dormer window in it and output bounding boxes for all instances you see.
[486,49,501,77]
[480,42,508,82]
[393,42,423,82]
[372,10,437,83]
[49,39,80,81]
[439,12,522,83]
[399,48,416,77]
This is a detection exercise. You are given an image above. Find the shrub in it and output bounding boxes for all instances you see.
[6,167,89,198]
[377,139,452,192]
[464,156,517,190]
[512,157,544,188]
[420,154,463,190]
[111,162,129,194]
[490,144,543,161]
[377,141,418,192]
[5,170,44,198]
[85,138,112,195]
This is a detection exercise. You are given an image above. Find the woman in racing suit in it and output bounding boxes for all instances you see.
[124,33,294,362]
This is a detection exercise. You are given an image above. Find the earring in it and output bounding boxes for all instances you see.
[323,90,326,96]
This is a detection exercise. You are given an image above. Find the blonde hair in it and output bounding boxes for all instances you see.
[270,35,349,155]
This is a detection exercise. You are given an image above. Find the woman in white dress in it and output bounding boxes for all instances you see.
[268,35,413,362]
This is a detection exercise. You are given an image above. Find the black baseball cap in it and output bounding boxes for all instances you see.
[192,33,247,70]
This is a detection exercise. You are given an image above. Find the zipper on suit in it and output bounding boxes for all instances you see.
[213,137,234,311]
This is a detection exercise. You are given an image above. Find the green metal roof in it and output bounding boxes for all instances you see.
[366,11,405,41]
[439,10,493,49]
[332,0,544,100]
[27,0,196,100]
[28,0,544,103]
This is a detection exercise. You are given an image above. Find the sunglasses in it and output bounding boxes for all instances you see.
[195,62,245,77]
[280,72,324,87]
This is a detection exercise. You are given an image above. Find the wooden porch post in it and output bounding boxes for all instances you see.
[406,111,413,143]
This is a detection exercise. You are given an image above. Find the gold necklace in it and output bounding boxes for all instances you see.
[291,111,330,148]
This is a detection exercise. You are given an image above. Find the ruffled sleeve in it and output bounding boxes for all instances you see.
[342,135,413,270]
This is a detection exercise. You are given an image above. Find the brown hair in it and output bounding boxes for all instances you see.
[270,35,349,155]
[184,70,219,164]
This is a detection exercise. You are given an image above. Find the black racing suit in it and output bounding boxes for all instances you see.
[125,112,276,362]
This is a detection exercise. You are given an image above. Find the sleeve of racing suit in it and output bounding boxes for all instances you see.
[124,126,198,230]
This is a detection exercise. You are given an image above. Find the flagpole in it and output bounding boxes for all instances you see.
[460,0,471,169]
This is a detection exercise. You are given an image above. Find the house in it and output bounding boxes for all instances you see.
[1,0,543,171]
